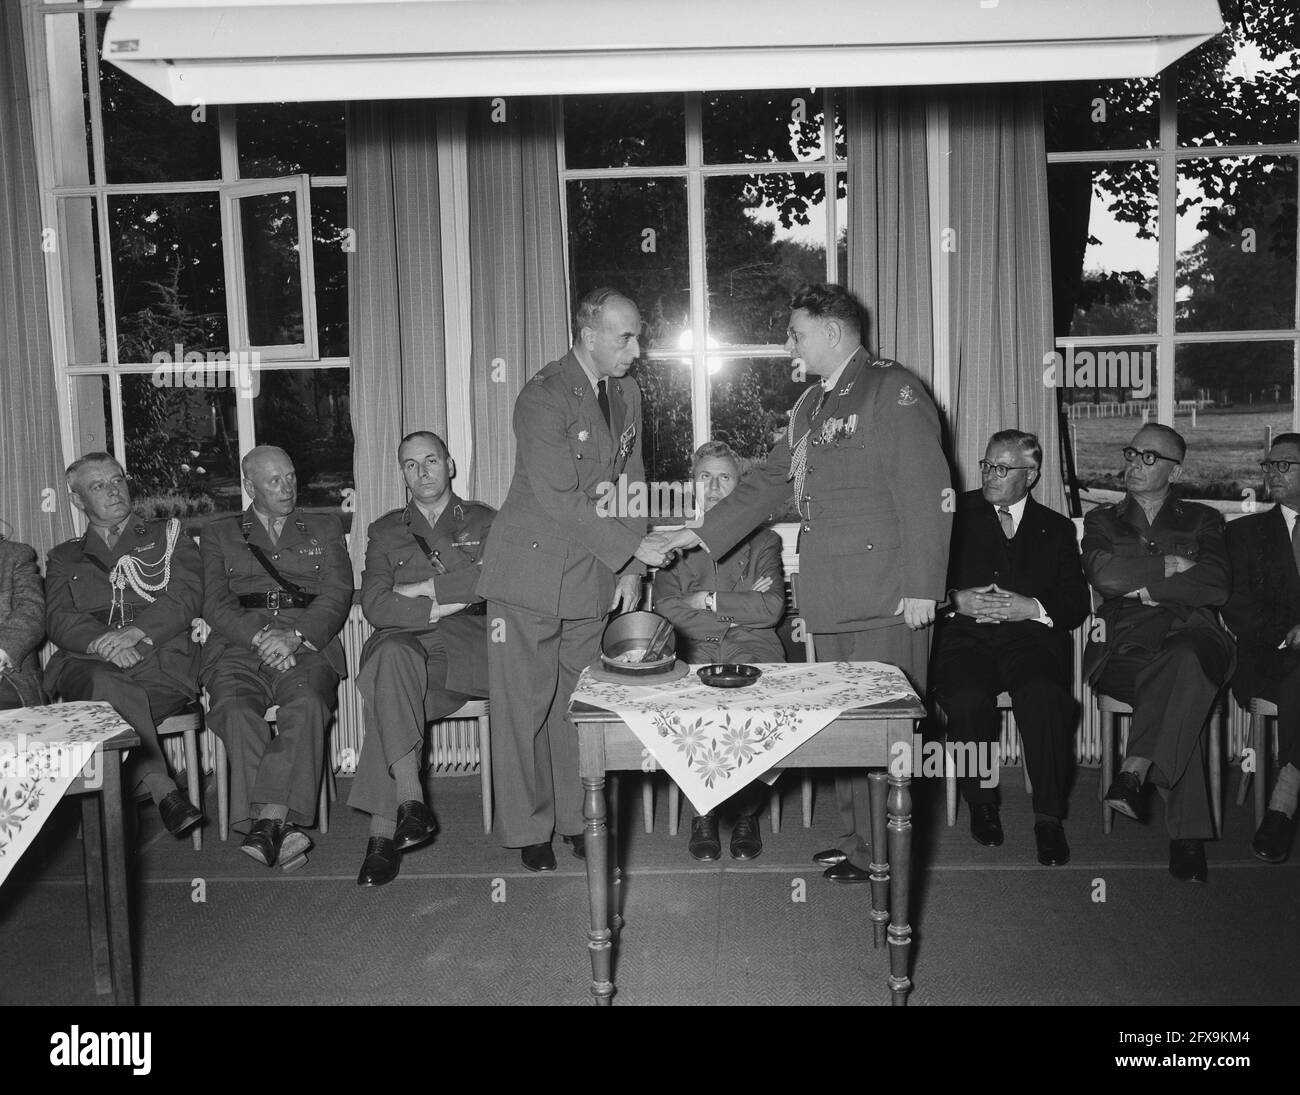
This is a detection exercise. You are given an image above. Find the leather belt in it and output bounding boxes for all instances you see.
[88,605,135,627]
[238,591,314,609]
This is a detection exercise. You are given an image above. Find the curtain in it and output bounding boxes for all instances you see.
[948,85,1063,509]
[466,96,569,507]
[0,3,73,553]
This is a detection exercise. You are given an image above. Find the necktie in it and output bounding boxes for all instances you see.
[104,526,120,549]
[1291,519,1300,577]
[998,506,1015,540]
[597,378,612,431]
[269,517,283,546]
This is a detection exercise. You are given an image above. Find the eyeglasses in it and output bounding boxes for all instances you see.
[1122,447,1181,467]
[1260,460,1299,474]
[979,461,1036,479]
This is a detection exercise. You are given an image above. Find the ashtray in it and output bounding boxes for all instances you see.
[599,610,678,677]
[697,663,762,688]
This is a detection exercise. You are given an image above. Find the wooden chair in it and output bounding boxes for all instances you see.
[431,699,493,835]
[1096,692,1223,835]
[1237,697,1279,828]
[933,692,1031,827]
[156,703,204,851]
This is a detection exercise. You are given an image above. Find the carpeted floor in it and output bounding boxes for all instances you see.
[1,766,1295,1006]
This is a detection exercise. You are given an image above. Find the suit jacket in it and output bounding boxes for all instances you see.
[360,495,494,696]
[45,516,203,694]
[1081,495,1233,682]
[653,526,785,664]
[1222,506,1300,688]
[477,349,647,619]
[0,539,46,705]
[936,490,1090,667]
[695,347,951,633]
[200,507,353,677]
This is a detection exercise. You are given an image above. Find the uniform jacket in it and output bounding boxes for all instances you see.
[360,495,494,696]
[45,516,203,694]
[0,539,47,705]
[200,507,353,677]
[477,349,647,619]
[653,526,785,664]
[1222,506,1300,685]
[1081,494,1233,682]
[937,490,1090,667]
[695,347,951,633]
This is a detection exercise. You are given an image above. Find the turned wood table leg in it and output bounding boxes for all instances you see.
[101,753,136,1006]
[886,764,913,1006]
[866,770,890,950]
[80,794,112,995]
[583,774,615,1005]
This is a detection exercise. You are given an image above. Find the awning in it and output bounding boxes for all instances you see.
[101,0,1224,105]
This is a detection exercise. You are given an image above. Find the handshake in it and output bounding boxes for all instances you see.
[635,527,702,568]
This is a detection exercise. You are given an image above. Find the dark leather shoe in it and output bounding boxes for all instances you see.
[394,799,438,852]
[1169,838,1208,882]
[688,814,722,861]
[521,842,557,872]
[158,790,203,837]
[561,833,585,860]
[729,815,762,860]
[1251,810,1295,864]
[357,837,400,886]
[823,860,871,883]
[1104,771,1145,822]
[276,824,311,870]
[240,818,283,867]
[813,847,848,866]
[1034,820,1070,866]
[970,803,1004,847]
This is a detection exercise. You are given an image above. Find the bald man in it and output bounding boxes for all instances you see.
[200,446,353,871]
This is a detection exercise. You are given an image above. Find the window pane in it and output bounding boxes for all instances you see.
[563,94,684,169]
[1178,21,1299,147]
[70,374,113,460]
[1060,343,1159,495]
[98,16,220,183]
[708,355,808,463]
[58,197,106,365]
[311,186,349,357]
[121,375,240,524]
[1048,162,1158,338]
[705,172,831,345]
[566,177,689,352]
[630,358,693,489]
[110,193,228,361]
[237,102,346,178]
[238,190,305,347]
[1042,79,1158,153]
[1176,156,1297,333]
[1175,341,1295,501]
[704,89,835,164]
[252,369,354,513]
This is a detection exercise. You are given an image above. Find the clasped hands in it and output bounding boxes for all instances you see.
[88,625,149,668]
[253,625,303,672]
[952,584,1040,625]
[394,577,468,622]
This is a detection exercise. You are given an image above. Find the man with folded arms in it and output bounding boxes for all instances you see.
[201,446,352,871]
[933,430,1090,865]
[653,440,785,861]
[45,453,204,837]
[1222,433,1300,864]
[1085,424,1234,882]
[349,431,493,886]
[0,533,46,709]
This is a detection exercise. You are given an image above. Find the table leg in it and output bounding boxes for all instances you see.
[582,774,615,1006]
[886,765,913,1006]
[608,774,623,931]
[866,771,889,950]
[101,754,136,1006]
[80,795,112,995]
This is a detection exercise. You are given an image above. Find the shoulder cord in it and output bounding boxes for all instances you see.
[787,384,827,504]
[108,518,180,628]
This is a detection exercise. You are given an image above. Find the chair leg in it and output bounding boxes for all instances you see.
[801,771,813,827]
[215,735,229,841]
[769,782,781,834]
[944,738,957,827]
[318,732,331,835]
[641,777,654,833]
[1236,713,1255,809]
[1208,709,1222,838]
[667,782,680,836]
[1101,714,1115,835]
[183,727,202,851]
[478,716,493,836]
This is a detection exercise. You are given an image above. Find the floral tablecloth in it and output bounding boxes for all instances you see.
[569,661,917,815]
[0,702,135,889]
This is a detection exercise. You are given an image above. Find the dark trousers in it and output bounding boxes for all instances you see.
[348,630,479,820]
[203,648,338,830]
[689,780,768,820]
[818,621,931,870]
[1232,659,1300,772]
[487,602,604,847]
[933,634,1075,818]
[1094,631,1230,840]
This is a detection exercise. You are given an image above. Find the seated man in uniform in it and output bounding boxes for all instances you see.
[1085,424,1234,882]
[349,431,493,887]
[1222,433,1300,863]
[652,441,785,861]
[201,446,353,872]
[45,453,204,836]
[0,531,46,709]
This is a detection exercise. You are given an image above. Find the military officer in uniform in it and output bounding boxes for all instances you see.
[477,287,653,872]
[201,446,353,871]
[350,431,494,886]
[45,452,204,837]
[0,534,46,709]
[645,283,951,883]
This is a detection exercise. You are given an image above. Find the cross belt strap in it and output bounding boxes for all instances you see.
[240,527,311,599]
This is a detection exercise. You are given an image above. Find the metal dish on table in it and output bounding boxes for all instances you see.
[696,663,762,688]
[599,610,678,677]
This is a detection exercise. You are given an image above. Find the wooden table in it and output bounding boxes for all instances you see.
[571,694,926,1006]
